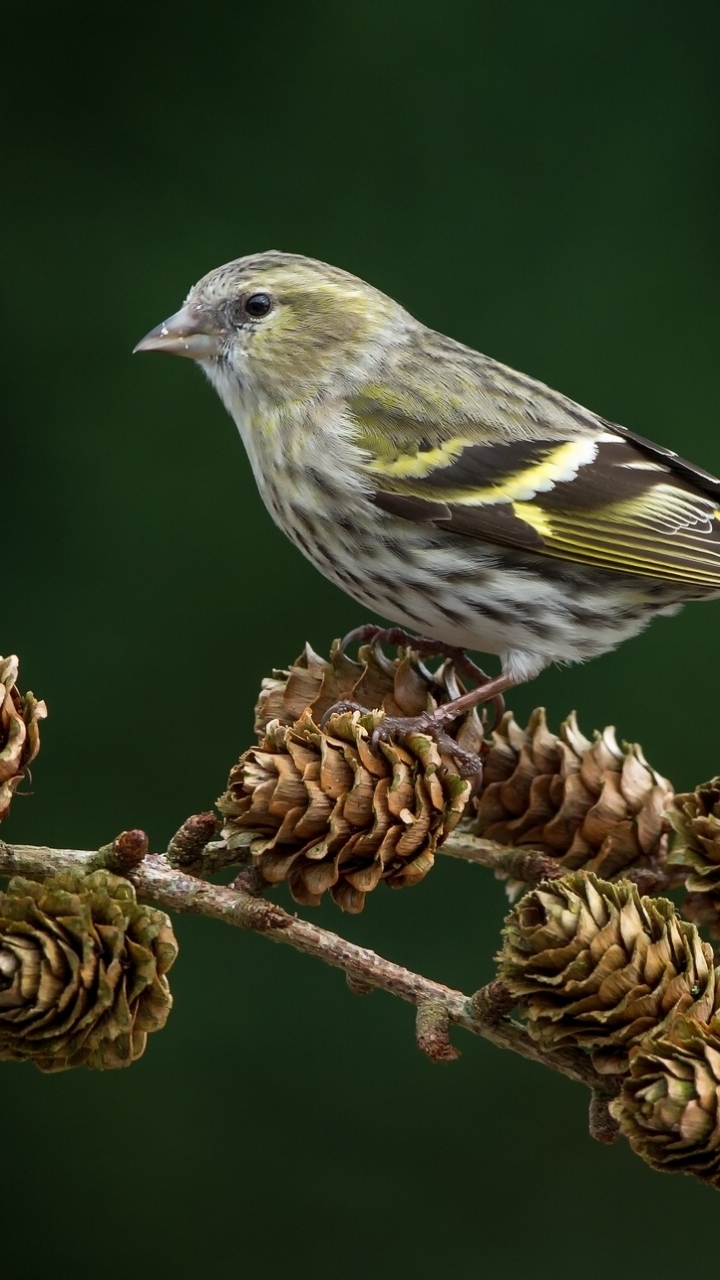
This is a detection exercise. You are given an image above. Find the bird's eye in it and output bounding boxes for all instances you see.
[244,292,273,319]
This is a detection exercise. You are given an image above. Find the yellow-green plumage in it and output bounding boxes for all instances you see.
[135,251,720,687]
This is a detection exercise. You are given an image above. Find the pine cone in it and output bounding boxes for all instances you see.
[473,709,672,892]
[666,779,720,899]
[610,1016,720,1185]
[498,872,717,1072]
[0,870,178,1071]
[0,655,46,821]
[254,637,483,758]
[218,708,471,913]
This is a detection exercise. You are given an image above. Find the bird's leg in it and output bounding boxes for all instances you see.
[324,623,518,778]
[320,696,489,781]
[337,624,507,729]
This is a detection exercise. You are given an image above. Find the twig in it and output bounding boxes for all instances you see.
[0,835,603,1092]
[165,824,668,899]
[96,821,564,887]
[99,828,150,874]
[468,979,516,1024]
[166,812,219,870]
[439,832,562,885]
[416,1000,461,1062]
[588,1088,622,1145]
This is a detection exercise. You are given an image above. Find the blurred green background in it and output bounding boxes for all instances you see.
[3,2,720,1276]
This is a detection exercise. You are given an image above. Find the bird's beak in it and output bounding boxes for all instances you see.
[133,304,222,360]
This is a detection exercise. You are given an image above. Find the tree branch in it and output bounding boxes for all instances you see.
[438,831,562,884]
[137,821,561,887]
[0,833,606,1093]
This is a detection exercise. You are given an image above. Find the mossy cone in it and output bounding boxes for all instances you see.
[610,1016,720,1185]
[666,779,720,895]
[219,707,471,913]
[254,638,483,758]
[0,655,46,821]
[498,872,717,1072]
[0,870,178,1071]
[473,709,672,891]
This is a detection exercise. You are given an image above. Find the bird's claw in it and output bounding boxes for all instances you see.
[338,624,489,683]
[319,699,483,780]
[371,711,484,781]
[325,624,516,779]
[337,623,505,732]
[319,699,370,729]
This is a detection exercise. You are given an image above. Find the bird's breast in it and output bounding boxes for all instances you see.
[230,398,372,534]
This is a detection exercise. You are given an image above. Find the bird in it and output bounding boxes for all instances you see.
[134,251,720,759]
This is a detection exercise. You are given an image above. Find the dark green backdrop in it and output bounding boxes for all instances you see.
[3,3,720,1277]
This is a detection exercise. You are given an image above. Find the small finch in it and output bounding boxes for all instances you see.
[135,252,720,742]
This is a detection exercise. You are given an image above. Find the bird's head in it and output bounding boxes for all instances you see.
[134,251,405,409]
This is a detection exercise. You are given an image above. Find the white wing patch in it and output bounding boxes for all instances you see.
[451,437,599,506]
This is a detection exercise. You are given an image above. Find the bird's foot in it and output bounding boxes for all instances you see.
[320,699,483,779]
[338,623,490,682]
[369,673,514,779]
[373,712,484,779]
[319,699,370,721]
[320,675,514,781]
[337,623,507,730]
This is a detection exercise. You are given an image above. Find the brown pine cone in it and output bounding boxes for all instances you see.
[0,870,178,1071]
[473,709,672,892]
[218,707,471,913]
[498,872,717,1072]
[253,637,484,758]
[610,1016,720,1186]
[0,655,46,822]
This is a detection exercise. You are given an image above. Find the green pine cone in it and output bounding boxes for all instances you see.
[666,778,720,894]
[498,872,718,1071]
[610,1015,720,1185]
[0,870,178,1071]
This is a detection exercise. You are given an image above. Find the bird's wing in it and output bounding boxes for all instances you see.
[349,363,720,587]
